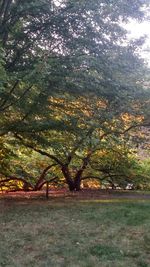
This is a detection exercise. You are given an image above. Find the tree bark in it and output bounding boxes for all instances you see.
[74,176,81,191]
[61,165,75,191]
[73,152,92,191]
[33,164,56,191]
[46,181,49,199]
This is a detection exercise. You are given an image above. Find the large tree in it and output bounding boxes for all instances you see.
[0,0,150,191]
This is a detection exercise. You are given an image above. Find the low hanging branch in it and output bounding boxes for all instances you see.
[0,84,33,112]
[0,167,59,191]
[34,163,57,190]
[14,134,64,166]
[81,175,106,181]
[0,175,33,190]
[0,80,19,111]
[37,176,58,191]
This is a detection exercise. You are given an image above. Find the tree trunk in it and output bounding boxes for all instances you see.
[73,153,91,191]
[74,176,81,191]
[61,165,75,191]
[23,182,30,191]
[46,181,49,199]
[67,181,76,191]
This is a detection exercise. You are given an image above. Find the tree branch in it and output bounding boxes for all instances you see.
[34,164,57,190]
[67,128,94,164]
[37,176,58,190]
[0,84,33,112]
[0,175,33,189]
[14,134,64,166]
[81,175,106,181]
[0,80,19,110]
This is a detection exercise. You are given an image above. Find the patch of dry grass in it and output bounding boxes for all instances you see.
[0,199,150,267]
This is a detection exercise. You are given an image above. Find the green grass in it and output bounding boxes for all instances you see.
[0,199,150,267]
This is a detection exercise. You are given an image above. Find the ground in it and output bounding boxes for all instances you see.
[0,190,150,267]
[1,188,150,200]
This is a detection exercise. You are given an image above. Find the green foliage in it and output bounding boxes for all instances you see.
[0,46,6,85]
[134,158,150,189]
[0,0,149,135]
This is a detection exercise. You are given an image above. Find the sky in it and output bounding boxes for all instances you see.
[125,20,150,65]
[55,0,150,64]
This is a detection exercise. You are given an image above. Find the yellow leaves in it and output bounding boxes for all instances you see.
[81,179,100,189]
[97,99,107,109]
[48,95,107,119]
[121,113,144,124]
[96,150,107,157]
[38,161,48,168]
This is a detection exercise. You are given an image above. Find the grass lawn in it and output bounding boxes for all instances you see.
[0,199,150,267]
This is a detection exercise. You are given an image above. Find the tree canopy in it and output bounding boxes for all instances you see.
[0,0,150,191]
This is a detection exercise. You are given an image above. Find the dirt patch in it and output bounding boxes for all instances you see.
[0,189,150,201]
